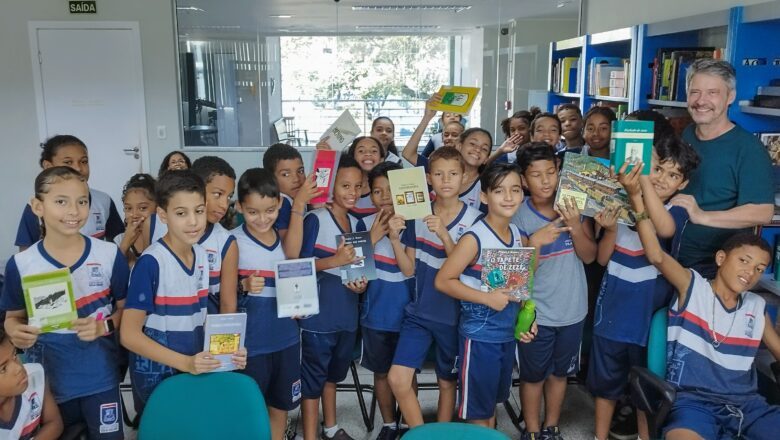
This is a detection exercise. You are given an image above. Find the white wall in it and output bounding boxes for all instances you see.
[584,0,771,33]
[0,0,180,260]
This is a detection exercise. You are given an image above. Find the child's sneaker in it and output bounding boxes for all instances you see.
[609,405,638,440]
[321,428,355,440]
[522,431,541,440]
[375,425,398,440]
[540,425,564,440]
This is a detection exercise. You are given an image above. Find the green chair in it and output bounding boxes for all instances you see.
[403,422,510,440]
[138,372,271,440]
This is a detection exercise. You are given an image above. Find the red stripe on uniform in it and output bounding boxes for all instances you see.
[615,245,645,257]
[351,206,378,214]
[314,244,336,253]
[238,269,275,278]
[91,231,106,238]
[458,338,471,419]
[75,288,109,309]
[680,310,761,347]
[155,289,208,306]
[20,419,41,436]
[374,254,398,265]
[539,248,574,260]
[417,237,444,251]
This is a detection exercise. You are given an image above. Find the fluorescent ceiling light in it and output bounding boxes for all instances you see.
[184,25,241,30]
[355,25,442,31]
[557,1,573,7]
[176,6,205,12]
[269,15,294,18]
[352,5,472,13]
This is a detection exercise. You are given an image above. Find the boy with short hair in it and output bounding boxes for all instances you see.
[512,143,597,440]
[262,143,320,258]
[0,329,63,440]
[556,104,585,152]
[232,167,302,440]
[120,170,247,414]
[299,155,367,440]
[632,200,780,439]
[589,133,700,440]
[387,146,483,428]
[357,161,413,439]
[148,156,239,314]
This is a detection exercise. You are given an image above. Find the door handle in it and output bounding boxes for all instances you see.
[123,146,140,153]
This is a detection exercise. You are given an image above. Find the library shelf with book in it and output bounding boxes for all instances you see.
[582,27,636,115]
[548,35,585,111]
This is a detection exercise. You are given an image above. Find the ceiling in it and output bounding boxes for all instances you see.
[176,0,580,36]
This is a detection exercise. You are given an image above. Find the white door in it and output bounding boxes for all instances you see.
[30,22,148,212]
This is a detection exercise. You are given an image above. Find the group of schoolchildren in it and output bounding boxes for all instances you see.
[1,92,780,440]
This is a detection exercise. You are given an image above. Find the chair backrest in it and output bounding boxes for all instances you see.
[403,422,510,440]
[647,307,669,378]
[273,118,290,143]
[138,372,271,440]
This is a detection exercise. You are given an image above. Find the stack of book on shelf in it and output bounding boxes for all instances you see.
[551,57,579,94]
[588,57,630,98]
[589,101,628,119]
[650,47,724,101]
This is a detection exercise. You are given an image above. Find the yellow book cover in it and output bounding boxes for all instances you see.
[428,85,480,115]
[388,167,432,220]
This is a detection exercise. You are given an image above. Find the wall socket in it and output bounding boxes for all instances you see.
[156,125,167,140]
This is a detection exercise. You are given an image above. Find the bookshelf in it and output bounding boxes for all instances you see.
[548,36,585,111]
[582,27,637,116]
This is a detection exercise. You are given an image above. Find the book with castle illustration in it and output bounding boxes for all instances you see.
[203,313,247,372]
[22,268,78,333]
[556,152,635,225]
[481,248,536,301]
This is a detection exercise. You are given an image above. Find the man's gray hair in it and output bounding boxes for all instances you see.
[686,58,737,92]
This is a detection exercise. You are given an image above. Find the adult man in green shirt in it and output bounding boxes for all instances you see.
[672,59,774,278]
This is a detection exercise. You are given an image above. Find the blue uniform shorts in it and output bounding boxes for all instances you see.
[457,336,515,421]
[516,320,584,383]
[391,314,459,381]
[243,343,302,411]
[586,334,646,400]
[300,330,356,399]
[360,327,399,374]
[59,386,124,439]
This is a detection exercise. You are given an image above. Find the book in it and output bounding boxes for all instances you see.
[311,149,338,204]
[336,231,377,284]
[760,133,780,166]
[428,85,480,115]
[320,109,361,151]
[481,248,535,301]
[22,268,77,332]
[274,258,319,318]
[610,120,654,175]
[203,313,246,372]
[556,152,635,225]
[388,166,432,220]
[588,57,624,95]
[560,57,579,94]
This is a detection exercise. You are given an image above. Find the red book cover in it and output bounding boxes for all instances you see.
[312,150,337,204]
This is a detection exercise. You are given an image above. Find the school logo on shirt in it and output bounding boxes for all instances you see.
[745,313,756,338]
[291,379,302,403]
[99,402,119,433]
[93,212,104,229]
[88,264,105,287]
[456,223,467,238]
[27,391,42,421]
[207,251,217,270]
[197,265,206,290]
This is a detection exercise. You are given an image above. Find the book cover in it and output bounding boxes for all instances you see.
[388,166,432,220]
[22,268,77,333]
[311,149,338,204]
[336,231,377,284]
[556,153,635,225]
[203,313,246,372]
[560,57,579,94]
[320,109,361,151]
[428,86,480,115]
[275,258,319,318]
[759,133,780,166]
[610,120,654,175]
[481,248,536,301]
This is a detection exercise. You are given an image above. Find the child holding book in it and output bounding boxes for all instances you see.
[3,166,129,438]
[120,170,247,414]
[356,161,414,439]
[589,132,699,440]
[232,168,302,440]
[512,144,597,440]
[299,155,367,440]
[15,135,124,251]
[262,143,320,258]
[0,328,63,440]
[436,162,568,427]
[147,156,239,314]
[115,173,156,267]
[630,193,780,439]
[387,146,483,428]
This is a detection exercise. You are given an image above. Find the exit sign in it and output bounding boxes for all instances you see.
[69,1,97,14]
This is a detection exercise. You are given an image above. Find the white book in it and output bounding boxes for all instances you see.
[320,110,361,150]
[203,313,247,372]
[275,258,319,318]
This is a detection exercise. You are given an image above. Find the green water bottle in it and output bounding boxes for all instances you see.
[515,300,536,339]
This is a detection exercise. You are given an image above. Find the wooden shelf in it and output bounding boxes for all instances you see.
[740,105,780,117]
[647,99,688,108]
[551,92,581,99]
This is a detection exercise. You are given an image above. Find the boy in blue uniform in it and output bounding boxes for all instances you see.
[357,161,413,439]
[299,155,367,440]
[232,168,302,440]
[512,144,597,440]
[263,143,320,258]
[387,147,483,427]
[120,170,247,414]
[437,163,559,427]
[3,167,128,439]
[589,126,699,440]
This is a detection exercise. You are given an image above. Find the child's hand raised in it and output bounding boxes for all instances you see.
[345,277,368,294]
[497,132,525,154]
[316,136,332,150]
[388,214,407,240]
[555,196,583,232]
[334,237,363,267]
[424,93,443,120]
[293,172,323,208]
[122,217,145,247]
[241,272,265,294]
[187,351,222,375]
[369,209,391,245]
[517,321,538,344]
[615,161,643,197]
[482,287,518,312]
[8,322,40,349]
[231,347,248,370]
[528,218,571,248]
[594,205,620,231]
[423,214,447,237]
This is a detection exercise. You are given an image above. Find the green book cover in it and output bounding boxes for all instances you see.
[610,120,654,175]
[21,268,77,333]
[388,167,432,220]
